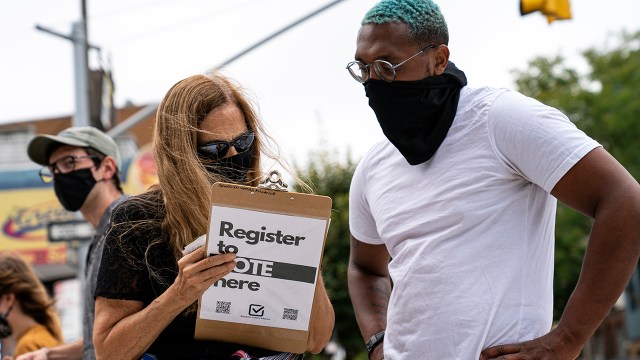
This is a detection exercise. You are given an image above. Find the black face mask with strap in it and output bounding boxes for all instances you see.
[364,62,467,165]
[0,302,14,339]
[53,168,100,211]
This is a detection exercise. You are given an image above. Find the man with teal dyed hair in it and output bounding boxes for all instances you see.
[346,0,640,359]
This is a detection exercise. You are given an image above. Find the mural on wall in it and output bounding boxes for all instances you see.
[0,143,158,267]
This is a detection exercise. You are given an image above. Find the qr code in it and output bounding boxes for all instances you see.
[282,308,298,320]
[216,301,231,314]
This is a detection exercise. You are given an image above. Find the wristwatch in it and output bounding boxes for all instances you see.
[366,330,385,355]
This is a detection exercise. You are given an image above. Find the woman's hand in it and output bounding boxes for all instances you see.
[94,246,237,360]
[170,247,237,307]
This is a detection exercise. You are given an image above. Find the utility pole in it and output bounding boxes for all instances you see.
[36,1,96,336]
[71,21,90,128]
[36,0,96,127]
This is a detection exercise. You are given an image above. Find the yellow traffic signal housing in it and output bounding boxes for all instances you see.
[520,0,572,23]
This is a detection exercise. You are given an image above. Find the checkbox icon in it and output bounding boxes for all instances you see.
[249,304,264,317]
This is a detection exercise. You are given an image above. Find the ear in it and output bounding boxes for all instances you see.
[433,45,450,76]
[99,156,118,181]
[1,293,15,310]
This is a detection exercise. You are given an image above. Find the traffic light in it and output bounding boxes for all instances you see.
[520,0,572,23]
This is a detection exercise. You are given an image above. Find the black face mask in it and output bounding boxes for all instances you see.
[204,146,255,183]
[53,168,99,212]
[0,302,14,339]
[364,62,467,165]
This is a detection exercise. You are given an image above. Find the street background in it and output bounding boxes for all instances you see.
[1,0,639,165]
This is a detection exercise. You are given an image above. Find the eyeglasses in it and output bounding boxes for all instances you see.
[346,45,438,83]
[197,131,255,160]
[39,155,99,184]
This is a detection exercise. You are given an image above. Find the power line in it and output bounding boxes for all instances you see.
[107,0,348,137]
[96,0,263,47]
[216,0,347,69]
[90,0,262,21]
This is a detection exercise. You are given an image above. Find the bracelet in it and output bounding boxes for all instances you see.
[365,330,385,355]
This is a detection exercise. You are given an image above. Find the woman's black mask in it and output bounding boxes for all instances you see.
[203,146,255,183]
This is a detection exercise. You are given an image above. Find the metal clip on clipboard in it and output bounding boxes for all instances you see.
[258,170,289,192]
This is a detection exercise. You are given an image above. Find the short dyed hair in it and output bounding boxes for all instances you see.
[362,0,449,46]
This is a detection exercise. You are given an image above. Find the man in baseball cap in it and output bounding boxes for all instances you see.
[21,126,126,360]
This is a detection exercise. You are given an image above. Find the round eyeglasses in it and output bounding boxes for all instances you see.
[197,131,255,160]
[39,155,99,184]
[346,45,438,83]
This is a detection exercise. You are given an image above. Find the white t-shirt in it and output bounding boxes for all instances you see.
[349,86,600,359]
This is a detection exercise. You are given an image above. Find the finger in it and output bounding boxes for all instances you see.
[480,344,521,358]
[179,246,206,265]
[178,255,236,289]
[495,355,521,360]
[186,255,237,280]
[189,262,237,290]
[182,250,236,272]
[189,253,237,274]
[481,355,519,360]
[205,252,237,266]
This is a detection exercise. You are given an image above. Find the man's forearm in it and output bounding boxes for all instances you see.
[348,265,391,340]
[556,198,640,348]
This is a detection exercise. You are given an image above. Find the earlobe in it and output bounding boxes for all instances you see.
[434,45,450,76]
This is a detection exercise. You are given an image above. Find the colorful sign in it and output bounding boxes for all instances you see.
[0,187,73,264]
[0,144,158,269]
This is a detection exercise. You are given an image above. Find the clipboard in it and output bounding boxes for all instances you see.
[195,171,332,353]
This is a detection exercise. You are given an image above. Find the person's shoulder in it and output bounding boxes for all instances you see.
[111,189,164,222]
[358,139,394,167]
[488,88,560,118]
[14,324,60,356]
[452,86,504,120]
[460,85,512,106]
[459,86,549,121]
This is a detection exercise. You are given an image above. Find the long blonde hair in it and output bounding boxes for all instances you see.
[153,72,272,261]
[0,252,63,342]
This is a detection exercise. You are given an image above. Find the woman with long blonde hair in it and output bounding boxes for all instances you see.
[93,72,334,360]
[0,253,63,358]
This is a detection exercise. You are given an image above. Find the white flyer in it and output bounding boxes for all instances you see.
[199,205,328,331]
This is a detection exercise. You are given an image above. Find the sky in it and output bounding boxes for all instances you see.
[1,0,639,167]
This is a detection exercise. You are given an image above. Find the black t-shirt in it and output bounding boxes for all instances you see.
[95,190,280,359]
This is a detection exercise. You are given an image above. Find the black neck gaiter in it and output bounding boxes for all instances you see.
[364,62,467,165]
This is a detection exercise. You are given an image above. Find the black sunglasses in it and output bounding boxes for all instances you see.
[197,131,255,160]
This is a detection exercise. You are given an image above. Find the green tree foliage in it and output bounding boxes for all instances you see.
[512,31,640,319]
[294,151,364,359]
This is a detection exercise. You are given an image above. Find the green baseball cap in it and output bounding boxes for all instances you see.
[27,126,122,170]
